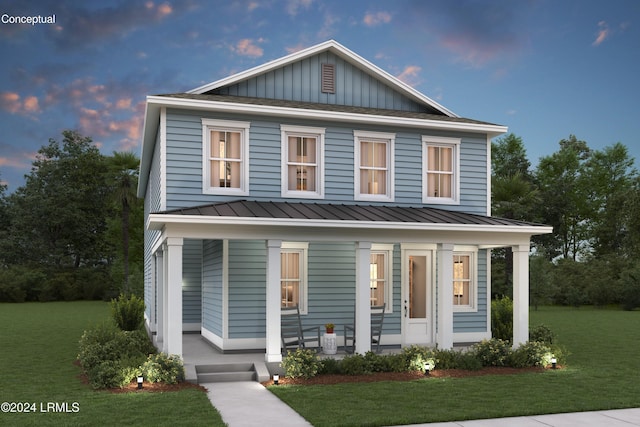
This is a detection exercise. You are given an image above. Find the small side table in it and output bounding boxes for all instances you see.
[323,333,337,355]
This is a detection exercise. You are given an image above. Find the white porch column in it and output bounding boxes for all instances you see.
[265,240,282,363]
[437,243,454,349]
[155,250,164,347]
[165,237,183,357]
[355,241,372,354]
[513,244,530,346]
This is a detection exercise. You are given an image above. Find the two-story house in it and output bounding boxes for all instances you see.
[137,40,551,363]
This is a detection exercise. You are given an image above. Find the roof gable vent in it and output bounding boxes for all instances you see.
[321,63,335,94]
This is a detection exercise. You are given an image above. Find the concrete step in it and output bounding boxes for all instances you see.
[196,363,257,383]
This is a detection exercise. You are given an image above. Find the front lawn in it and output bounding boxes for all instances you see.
[269,306,640,426]
[0,301,223,426]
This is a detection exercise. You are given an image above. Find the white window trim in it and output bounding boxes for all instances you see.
[280,125,325,199]
[371,243,394,313]
[202,118,250,196]
[354,130,395,202]
[282,242,309,314]
[422,135,461,205]
[453,246,478,313]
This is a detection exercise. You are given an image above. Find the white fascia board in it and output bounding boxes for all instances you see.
[146,96,508,137]
[187,40,457,118]
[137,101,161,198]
[148,213,553,236]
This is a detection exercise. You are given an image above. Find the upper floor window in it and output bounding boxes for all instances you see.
[202,119,250,195]
[423,136,460,204]
[453,249,477,312]
[354,131,395,201]
[281,242,309,314]
[281,125,325,199]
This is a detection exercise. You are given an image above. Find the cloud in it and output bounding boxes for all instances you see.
[396,65,422,87]
[363,11,392,27]
[593,21,610,46]
[49,1,180,49]
[233,38,264,57]
[0,92,41,115]
[286,0,313,16]
[406,0,528,68]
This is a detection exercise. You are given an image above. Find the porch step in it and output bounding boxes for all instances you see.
[196,363,257,383]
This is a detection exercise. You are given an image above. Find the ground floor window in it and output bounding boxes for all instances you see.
[281,242,308,313]
[453,249,476,311]
[371,244,394,311]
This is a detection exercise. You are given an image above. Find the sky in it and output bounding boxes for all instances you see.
[1,0,639,192]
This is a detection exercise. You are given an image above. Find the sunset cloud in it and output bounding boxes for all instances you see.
[0,92,41,115]
[593,21,610,46]
[286,0,313,16]
[363,11,392,27]
[234,38,264,57]
[396,65,422,87]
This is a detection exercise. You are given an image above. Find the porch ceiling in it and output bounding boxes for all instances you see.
[149,201,551,244]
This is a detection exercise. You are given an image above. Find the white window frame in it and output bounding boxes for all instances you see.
[281,242,309,314]
[281,125,325,199]
[452,246,477,312]
[371,244,394,313]
[422,136,461,204]
[202,118,250,196]
[354,130,395,202]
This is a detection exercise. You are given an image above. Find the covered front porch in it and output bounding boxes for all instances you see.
[146,201,551,364]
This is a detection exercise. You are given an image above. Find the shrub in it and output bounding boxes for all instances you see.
[281,349,322,379]
[111,293,145,331]
[471,339,511,367]
[78,322,156,389]
[319,357,341,375]
[530,324,556,345]
[491,296,513,341]
[141,353,185,384]
[339,353,370,376]
[401,345,435,371]
[509,341,555,368]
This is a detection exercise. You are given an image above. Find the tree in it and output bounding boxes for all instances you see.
[490,134,538,296]
[534,135,592,260]
[6,130,111,268]
[107,152,140,294]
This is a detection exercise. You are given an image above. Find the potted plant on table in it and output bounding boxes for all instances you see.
[325,323,334,334]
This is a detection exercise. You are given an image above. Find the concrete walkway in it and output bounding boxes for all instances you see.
[203,381,640,427]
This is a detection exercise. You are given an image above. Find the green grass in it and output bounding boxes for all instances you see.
[270,306,640,426]
[0,301,224,426]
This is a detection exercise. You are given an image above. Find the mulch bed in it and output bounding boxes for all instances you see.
[261,366,549,386]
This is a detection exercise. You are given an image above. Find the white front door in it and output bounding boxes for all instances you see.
[402,250,433,345]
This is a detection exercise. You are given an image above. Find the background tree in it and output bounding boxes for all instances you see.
[107,152,141,294]
[534,135,592,260]
[491,134,538,297]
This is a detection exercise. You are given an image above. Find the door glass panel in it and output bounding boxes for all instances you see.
[409,256,427,319]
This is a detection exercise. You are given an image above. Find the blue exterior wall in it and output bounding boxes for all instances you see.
[164,109,488,213]
[182,239,202,324]
[143,128,162,321]
[202,240,223,336]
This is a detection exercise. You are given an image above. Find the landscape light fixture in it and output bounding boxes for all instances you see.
[273,374,279,385]
[137,375,144,389]
[551,357,557,370]
[424,363,430,376]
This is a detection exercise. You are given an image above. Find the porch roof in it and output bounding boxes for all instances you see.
[157,200,546,228]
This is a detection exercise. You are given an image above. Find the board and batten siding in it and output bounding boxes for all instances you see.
[163,109,488,214]
[202,240,223,337]
[214,51,434,113]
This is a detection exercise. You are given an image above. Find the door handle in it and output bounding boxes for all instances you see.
[404,300,408,318]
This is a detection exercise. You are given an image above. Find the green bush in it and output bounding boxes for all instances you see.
[141,353,185,384]
[319,357,341,375]
[491,296,513,341]
[340,353,370,375]
[530,324,556,345]
[509,341,555,368]
[281,349,322,379]
[111,293,145,331]
[401,345,435,371]
[78,322,156,389]
[471,339,511,367]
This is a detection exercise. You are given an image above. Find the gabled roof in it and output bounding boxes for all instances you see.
[153,200,549,231]
[187,40,458,118]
